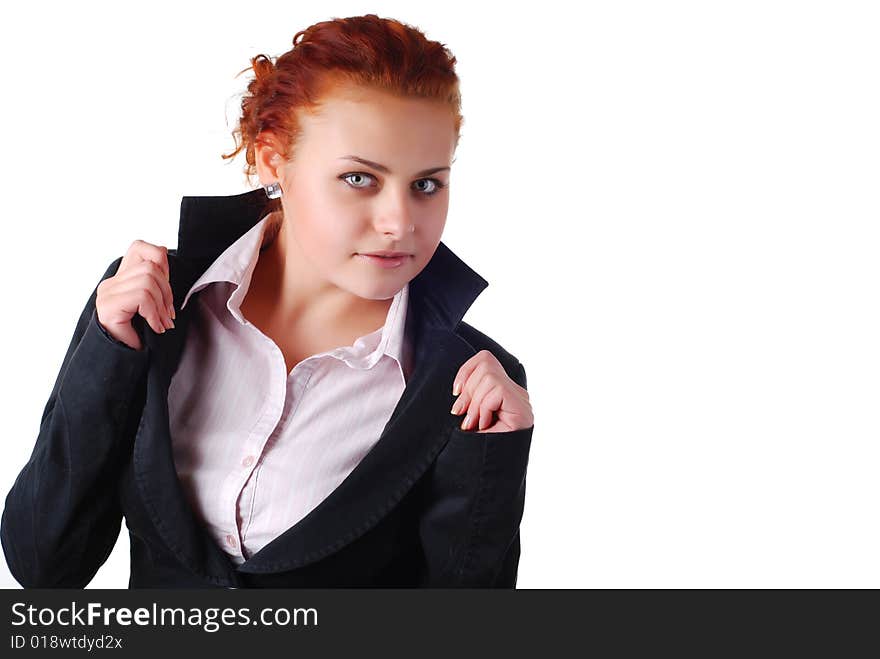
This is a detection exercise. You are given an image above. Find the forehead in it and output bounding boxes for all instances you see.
[296,85,456,158]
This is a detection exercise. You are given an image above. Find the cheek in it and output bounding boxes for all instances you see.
[309,222,354,261]
[422,213,447,247]
[285,184,344,239]
[413,229,445,269]
[290,205,351,255]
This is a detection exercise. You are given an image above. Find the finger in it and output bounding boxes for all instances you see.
[466,373,502,430]
[151,260,175,319]
[460,380,493,431]
[121,241,169,278]
[450,390,471,416]
[157,247,174,319]
[456,358,490,402]
[454,373,484,423]
[122,242,173,314]
[455,388,475,428]
[457,365,492,429]
[121,268,173,329]
[137,241,171,282]
[104,285,167,335]
[477,386,505,431]
[110,272,173,332]
[142,270,174,331]
[117,261,175,321]
[138,289,169,334]
[452,350,492,396]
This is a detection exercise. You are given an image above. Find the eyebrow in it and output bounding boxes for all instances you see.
[337,155,451,177]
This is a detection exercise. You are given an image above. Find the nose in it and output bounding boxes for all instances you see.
[373,192,415,238]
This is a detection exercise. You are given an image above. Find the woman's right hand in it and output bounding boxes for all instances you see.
[95,240,176,351]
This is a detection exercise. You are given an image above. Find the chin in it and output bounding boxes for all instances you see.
[348,279,405,301]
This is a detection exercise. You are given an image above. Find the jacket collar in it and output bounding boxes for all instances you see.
[174,186,488,331]
[133,187,490,585]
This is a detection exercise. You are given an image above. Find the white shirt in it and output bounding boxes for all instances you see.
[167,212,412,565]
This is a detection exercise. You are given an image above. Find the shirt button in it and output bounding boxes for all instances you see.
[226,534,237,548]
[242,455,255,468]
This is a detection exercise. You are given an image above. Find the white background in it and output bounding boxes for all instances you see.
[1,0,877,588]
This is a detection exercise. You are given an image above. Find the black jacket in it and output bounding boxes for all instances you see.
[1,187,533,588]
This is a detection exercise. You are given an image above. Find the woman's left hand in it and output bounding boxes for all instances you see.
[450,350,534,433]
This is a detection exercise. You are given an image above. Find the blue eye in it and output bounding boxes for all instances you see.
[342,172,374,189]
[339,172,448,197]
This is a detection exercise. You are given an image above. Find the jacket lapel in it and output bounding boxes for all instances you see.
[132,188,490,581]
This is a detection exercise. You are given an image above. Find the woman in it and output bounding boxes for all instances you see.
[1,14,534,588]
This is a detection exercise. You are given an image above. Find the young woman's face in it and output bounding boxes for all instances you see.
[264,84,457,301]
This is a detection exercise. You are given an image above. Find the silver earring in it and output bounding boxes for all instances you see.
[264,182,282,199]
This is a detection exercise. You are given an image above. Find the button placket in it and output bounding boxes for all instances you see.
[219,470,242,556]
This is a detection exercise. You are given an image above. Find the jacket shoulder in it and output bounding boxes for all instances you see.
[453,321,527,389]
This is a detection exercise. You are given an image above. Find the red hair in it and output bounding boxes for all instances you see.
[221,13,464,195]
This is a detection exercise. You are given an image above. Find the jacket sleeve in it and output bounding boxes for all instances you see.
[417,361,533,588]
[1,257,151,588]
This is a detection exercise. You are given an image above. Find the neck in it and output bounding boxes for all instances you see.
[247,214,393,338]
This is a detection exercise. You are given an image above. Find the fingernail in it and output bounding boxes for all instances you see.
[170,305,176,320]
[452,382,460,396]
[461,414,470,430]
[450,400,459,415]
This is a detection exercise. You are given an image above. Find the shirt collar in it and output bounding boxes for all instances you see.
[174,187,489,333]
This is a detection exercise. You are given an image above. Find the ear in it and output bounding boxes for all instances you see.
[254,131,286,185]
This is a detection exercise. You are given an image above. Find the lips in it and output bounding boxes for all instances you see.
[361,251,412,258]
[356,253,410,269]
